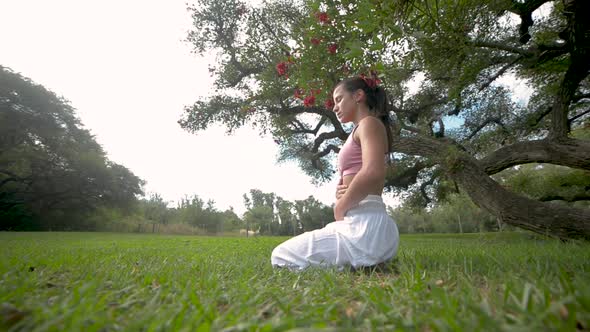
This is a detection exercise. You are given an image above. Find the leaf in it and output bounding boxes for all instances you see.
[344,40,363,59]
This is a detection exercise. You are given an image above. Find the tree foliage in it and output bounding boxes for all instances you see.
[181,0,590,239]
[391,193,502,234]
[495,164,590,205]
[293,195,333,232]
[242,189,333,235]
[0,66,145,230]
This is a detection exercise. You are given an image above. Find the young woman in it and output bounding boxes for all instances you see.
[271,76,400,270]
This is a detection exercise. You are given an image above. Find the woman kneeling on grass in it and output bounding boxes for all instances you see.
[271,76,400,270]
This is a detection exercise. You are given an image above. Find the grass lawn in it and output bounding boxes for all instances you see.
[0,232,589,331]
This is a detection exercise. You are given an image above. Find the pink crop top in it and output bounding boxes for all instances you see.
[337,125,362,182]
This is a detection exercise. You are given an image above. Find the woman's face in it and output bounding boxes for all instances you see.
[332,85,358,123]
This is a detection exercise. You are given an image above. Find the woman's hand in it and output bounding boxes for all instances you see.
[335,184,348,200]
[333,201,346,221]
[334,185,348,220]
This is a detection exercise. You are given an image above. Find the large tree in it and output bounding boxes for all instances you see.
[180,0,590,239]
[0,66,145,230]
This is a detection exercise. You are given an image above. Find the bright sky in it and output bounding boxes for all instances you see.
[1,1,400,216]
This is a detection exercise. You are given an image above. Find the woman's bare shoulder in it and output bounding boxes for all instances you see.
[356,116,386,137]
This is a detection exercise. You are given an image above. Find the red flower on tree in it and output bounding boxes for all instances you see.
[303,95,316,107]
[324,98,335,109]
[276,62,288,76]
[310,37,321,45]
[327,43,338,54]
[316,12,330,24]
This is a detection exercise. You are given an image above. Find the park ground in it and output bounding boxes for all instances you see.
[0,232,589,331]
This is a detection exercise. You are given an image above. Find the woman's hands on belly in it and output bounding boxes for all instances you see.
[335,184,348,200]
[336,175,382,199]
[334,174,383,220]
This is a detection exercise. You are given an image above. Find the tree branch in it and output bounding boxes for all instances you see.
[470,40,534,56]
[253,10,292,56]
[210,17,264,88]
[539,194,590,202]
[289,117,327,135]
[0,170,32,189]
[310,144,340,170]
[436,118,445,137]
[419,173,437,206]
[311,117,327,135]
[479,57,522,91]
[311,131,342,152]
[289,119,315,134]
[508,0,551,44]
[388,126,590,239]
[385,161,434,190]
[569,108,590,124]
[0,177,19,189]
[313,144,340,159]
[524,106,552,128]
[573,93,590,102]
[466,117,505,140]
[280,105,345,137]
[452,150,590,240]
[480,137,590,174]
[225,66,264,87]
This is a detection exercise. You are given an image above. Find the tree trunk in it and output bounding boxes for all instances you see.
[551,0,590,139]
[392,136,590,240]
[451,155,590,240]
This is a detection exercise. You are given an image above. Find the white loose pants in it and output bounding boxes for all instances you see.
[271,195,399,270]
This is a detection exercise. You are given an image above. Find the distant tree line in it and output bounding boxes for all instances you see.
[120,190,333,236]
[242,189,333,236]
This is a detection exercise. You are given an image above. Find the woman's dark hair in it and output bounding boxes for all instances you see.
[335,77,393,155]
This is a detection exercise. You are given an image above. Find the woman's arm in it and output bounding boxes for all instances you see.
[334,117,387,220]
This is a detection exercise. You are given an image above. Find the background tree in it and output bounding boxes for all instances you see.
[0,66,144,230]
[242,189,276,234]
[276,196,299,235]
[494,164,590,206]
[137,193,171,232]
[181,0,590,239]
[241,189,335,235]
[132,194,243,234]
[293,195,333,232]
[220,207,243,232]
[390,193,501,234]
[172,195,223,233]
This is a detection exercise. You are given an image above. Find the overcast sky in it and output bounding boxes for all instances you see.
[1,1,405,216]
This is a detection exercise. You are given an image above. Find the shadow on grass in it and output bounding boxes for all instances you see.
[349,258,401,276]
